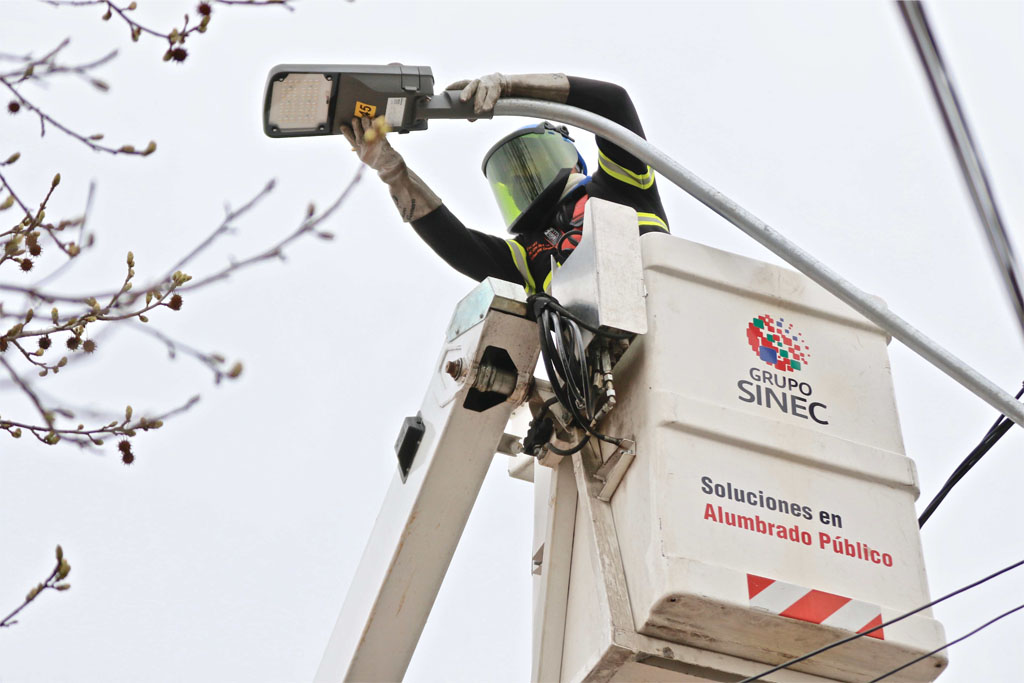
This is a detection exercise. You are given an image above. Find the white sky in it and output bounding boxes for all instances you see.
[1,1,1022,681]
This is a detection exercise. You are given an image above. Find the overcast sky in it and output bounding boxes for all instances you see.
[1,1,1022,681]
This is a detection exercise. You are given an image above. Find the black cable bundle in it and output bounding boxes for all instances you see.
[556,230,582,262]
[526,293,629,456]
[918,382,1024,527]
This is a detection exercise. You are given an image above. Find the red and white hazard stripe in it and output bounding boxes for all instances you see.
[747,574,884,639]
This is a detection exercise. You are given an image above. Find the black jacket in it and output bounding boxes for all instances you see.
[410,76,669,294]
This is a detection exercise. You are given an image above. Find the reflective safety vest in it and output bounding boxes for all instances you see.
[504,195,588,295]
[505,195,667,295]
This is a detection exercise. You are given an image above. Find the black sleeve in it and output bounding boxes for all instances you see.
[410,204,524,285]
[566,76,648,174]
[566,76,670,233]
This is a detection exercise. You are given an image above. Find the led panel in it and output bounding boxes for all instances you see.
[266,73,332,133]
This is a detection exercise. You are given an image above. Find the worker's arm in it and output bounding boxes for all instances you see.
[340,116,441,222]
[411,207,526,285]
[450,73,669,234]
[447,73,571,112]
[566,76,670,234]
[448,73,645,173]
[342,115,528,289]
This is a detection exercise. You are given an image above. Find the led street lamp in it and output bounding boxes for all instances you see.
[262,64,480,138]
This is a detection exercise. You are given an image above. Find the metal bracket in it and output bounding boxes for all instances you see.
[570,442,640,670]
[593,438,636,503]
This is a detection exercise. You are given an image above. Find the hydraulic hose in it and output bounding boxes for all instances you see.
[491,98,1024,426]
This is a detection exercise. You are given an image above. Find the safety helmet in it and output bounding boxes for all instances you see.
[481,122,588,234]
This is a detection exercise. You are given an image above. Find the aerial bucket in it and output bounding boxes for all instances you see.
[532,230,947,682]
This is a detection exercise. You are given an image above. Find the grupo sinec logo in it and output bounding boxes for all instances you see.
[746,314,810,372]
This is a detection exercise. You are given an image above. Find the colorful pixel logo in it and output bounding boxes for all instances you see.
[746,314,810,372]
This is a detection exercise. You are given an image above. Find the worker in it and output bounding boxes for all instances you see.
[341,73,670,294]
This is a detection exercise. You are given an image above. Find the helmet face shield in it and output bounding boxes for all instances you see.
[484,130,581,228]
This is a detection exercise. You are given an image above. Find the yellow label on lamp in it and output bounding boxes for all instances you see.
[354,101,377,118]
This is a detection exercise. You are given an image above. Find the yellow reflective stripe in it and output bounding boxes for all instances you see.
[542,270,553,293]
[505,239,536,294]
[637,212,669,232]
[598,149,655,190]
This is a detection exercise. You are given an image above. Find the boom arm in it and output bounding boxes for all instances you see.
[315,279,539,682]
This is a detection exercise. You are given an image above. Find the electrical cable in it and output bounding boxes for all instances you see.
[919,383,1024,527]
[897,1,1024,341]
[534,299,596,455]
[532,292,632,340]
[738,556,1024,681]
[867,601,1024,682]
[541,309,606,441]
[529,293,630,456]
[523,396,589,456]
[556,229,582,262]
[552,314,589,415]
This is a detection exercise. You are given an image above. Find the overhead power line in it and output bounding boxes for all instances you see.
[869,602,1024,681]
[897,1,1024,341]
[738,557,1024,681]
[919,383,1024,527]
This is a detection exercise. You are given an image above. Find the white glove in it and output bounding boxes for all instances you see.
[447,73,509,115]
[446,73,570,116]
[340,116,441,222]
[340,116,404,181]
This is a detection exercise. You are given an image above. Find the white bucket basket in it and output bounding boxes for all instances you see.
[540,234,947,682]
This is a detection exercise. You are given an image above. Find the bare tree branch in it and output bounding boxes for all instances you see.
[130,321,240,385]
[38,0,297,64]
[2,77,155,156]
[0,546,71,629]
[0,168,363,453]
[1,170,363,309]
[180,167,365,293]
[0,0,357,464]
